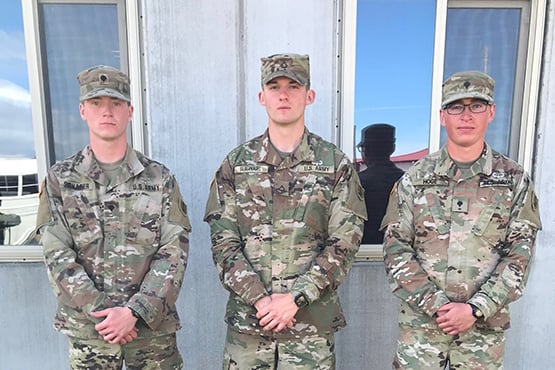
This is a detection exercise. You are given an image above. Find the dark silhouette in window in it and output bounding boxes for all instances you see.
[358,124,404,244]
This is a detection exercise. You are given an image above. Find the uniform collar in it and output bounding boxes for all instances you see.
[255,128,316,167]
[75,145,144,186]
[436,143,494,178]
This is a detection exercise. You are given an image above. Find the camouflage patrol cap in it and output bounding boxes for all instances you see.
[261,53,310,86]
[441,70,494,107]
[77,65,131,102]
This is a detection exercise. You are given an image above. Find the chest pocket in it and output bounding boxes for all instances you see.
[124,193,162,247]
[472,186,513,248]
[60,186,103,250]
[235,173,272,236]
[292,172,333,233]
[413,186,451,244]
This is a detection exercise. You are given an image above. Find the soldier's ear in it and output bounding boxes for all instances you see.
[305,89,315,105]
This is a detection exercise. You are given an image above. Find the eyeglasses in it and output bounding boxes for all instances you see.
[443,101,491,115]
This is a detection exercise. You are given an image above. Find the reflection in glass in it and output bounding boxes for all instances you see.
[358,124,404,244]
[0,158,38,245]
[443,8,521,158]
[1,2,125,245]
[354,0,435,244]
[0,1,38,245]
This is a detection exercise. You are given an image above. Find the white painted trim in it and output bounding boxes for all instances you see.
[429,0,448,153]
[126,0,145,154]
[355,244,383,262]
[22,0,49,182]
[519,0,547,173]
[339,0,357,160]
[0,245,43,262]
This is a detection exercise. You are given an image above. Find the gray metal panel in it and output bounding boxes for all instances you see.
[0,263,69,370]
[243,1,338,143]
[141,1,240,367]
[336,262,400,368]
[3,1,555,369]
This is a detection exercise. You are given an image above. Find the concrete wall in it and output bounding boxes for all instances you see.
[2,0,555,369]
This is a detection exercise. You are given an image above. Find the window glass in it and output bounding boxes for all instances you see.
[39,2,124,162]
[354,0,435,168]
[443,7,522,158]
[1,1,127,247]
[354,0,435,245]
[0,1,38,246]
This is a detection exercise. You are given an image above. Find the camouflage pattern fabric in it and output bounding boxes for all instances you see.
[68,333,183,369]
[204,129,367,339]
[38,145,191,340]
[441,70,494,107]
[77,65,131,102]
[260,53,310,87]
[393,325,504,369]
[223,327,335,370]
[382,144,541,365]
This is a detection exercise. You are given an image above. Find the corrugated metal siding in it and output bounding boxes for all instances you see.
[2,1,555,369]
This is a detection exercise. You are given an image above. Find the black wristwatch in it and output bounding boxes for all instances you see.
[128,306,141,320]
[293,291,308,308]
[469,303,483,319]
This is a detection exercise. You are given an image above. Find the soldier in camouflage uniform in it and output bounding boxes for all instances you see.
[204,53,367,369]
[382,71,542,369]
[37,65,191,369]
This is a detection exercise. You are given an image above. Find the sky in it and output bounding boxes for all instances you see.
[0,0,34,158]
[1,0,436,159]
[354,0,435,157]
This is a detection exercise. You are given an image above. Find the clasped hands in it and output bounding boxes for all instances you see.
[435,302,477,336]
[255,293,298,333]
[91,307,139,345]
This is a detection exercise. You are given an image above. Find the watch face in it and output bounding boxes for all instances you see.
[295,293,307,308]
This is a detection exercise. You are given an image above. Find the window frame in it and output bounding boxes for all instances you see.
[340,0,546,262]
[0,0,143,262]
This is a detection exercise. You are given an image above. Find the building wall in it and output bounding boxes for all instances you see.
[1,1,555,369]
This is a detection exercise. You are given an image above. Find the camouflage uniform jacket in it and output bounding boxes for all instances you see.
[382,144,541,331]
[204,129,366,338]
[39,145,191,339]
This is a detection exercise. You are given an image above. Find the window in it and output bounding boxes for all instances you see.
[439,0,542,166]
[340,0,546,260]
[0,1,39,249]
[1,0,142,261]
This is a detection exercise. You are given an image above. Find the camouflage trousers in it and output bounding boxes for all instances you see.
[68,333,183,370]
[223,327,336,370]
[393,324,505,370]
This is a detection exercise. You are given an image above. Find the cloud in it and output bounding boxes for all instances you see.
[0,30,27,61]
[0,80,34,158]
[0,79,31,108]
